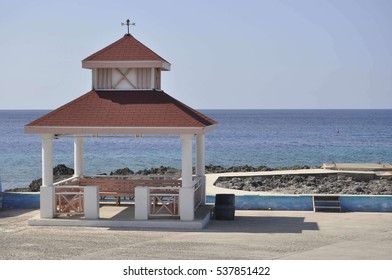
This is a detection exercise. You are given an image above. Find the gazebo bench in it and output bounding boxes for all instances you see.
[78,178,181,205]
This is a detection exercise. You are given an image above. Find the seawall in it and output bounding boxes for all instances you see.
[1,192,392,212]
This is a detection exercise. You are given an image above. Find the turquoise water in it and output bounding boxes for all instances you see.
[1,109,392,190]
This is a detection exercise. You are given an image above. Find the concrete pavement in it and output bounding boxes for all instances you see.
[1,208,392,260]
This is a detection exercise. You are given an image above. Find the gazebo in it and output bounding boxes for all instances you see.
[25,27,217,226]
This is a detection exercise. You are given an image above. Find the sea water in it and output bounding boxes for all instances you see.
[1,109,392,190]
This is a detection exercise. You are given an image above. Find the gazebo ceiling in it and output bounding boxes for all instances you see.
[25,90,217,135]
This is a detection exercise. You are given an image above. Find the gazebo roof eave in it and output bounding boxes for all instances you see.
[24,125,216,135]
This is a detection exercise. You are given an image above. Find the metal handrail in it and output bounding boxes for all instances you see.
[53,176,79,186]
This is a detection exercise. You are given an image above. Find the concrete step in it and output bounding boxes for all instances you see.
[314,196,341,213]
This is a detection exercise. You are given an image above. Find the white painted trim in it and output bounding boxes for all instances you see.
[82,60,171,71]
[95,89,164,91]
[26,126,207,135]
[202,124,217,134]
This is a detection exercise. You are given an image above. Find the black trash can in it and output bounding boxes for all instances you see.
[215,194,235,220]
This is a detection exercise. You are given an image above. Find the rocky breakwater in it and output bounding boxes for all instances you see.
[214,173,392,195]
[205,164,315,173]
[6,164,75,192]
[109,166,181,177]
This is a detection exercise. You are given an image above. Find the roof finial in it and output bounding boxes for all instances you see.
[121,19,135,35]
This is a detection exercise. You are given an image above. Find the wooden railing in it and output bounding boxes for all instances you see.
[149,186,180,217]
[59,175,182,206]
[54,186,84,215]
[55,175,204,219]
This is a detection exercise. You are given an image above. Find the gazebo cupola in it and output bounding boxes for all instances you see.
[82,23,170,91]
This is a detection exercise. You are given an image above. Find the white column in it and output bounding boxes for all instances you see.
[40,134,54,218]
[181,134,193,188]
[84,186,99,219]
[196,134,206,204]
[180,134,194,221]
[135,187,149,220]
[41,134,54,187]
[74,135,84,177]
[40,187,55,219]
[196,134,205,176]
[179,187,194,221]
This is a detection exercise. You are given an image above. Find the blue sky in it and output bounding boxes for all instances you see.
[0,0,391,109]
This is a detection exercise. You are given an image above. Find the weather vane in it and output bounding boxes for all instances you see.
[121,19,135,35]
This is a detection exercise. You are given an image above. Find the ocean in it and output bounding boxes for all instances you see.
[1,109,392,191]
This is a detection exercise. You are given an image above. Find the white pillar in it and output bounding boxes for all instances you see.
[40,187,55,218]
[196,134,205,176]
[84,186,99,219]
[196,134,206,204]
[74,135,84,177]
[180,187,194,221]
[135,187,149,220]
[40,134,54,218]
[41,134,54,187]
[181,134,193,188]
[180,134,194,220]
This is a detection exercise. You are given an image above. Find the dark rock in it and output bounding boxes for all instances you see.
[135,166,180,176]
[26,164,74,192]
[28,178,42,192]
[110,167,134,176]
[53,164,74,176]
[257,166,273,171]
[215,173,392,195]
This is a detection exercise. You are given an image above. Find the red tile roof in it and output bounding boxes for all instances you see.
[25,90,216,132]
[82,35,168,62]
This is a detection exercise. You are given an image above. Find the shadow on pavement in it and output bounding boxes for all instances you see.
[205,216,319,233]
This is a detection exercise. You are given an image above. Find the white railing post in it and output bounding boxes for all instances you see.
[40,187,55,218]
[179,187,194,221]
[135,186,149,220]
[84,186,99,219]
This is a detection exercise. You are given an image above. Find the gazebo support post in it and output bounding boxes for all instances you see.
[40,134,55,218]
[84,186,99,219]
[74,135,84,178]
[180,134,194,220]
[196,134,206,205]
[135,187,149,220]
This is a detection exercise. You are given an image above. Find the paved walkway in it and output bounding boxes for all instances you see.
[1,208,391,260]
